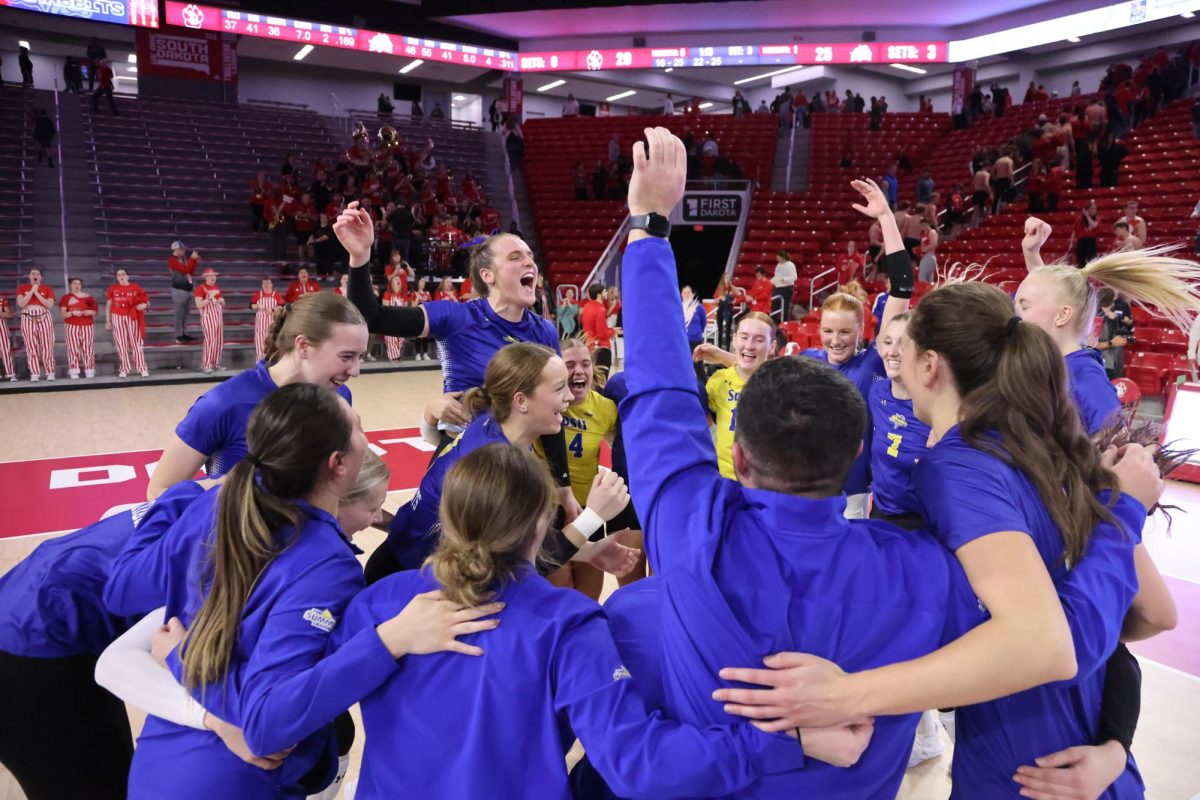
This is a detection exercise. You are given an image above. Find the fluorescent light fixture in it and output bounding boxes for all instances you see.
[665,67,674,72]
[399,59,423,74]
[1066,36,1081,42]
[606,90,636,101]
[18,41,30,50]
[1185,10,1196,16]
[537,79,566,92]
[890,63,928,74]
[128,66,138,73]
[698,102,714,109]
[734,65,806,85]
[115,75,137,81]
[127,54,137,64]
[454,95,465,101]
[293,45,314,61]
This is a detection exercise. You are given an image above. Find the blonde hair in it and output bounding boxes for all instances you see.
[1036,246,1200,338]
[264,293,366,364]
[429,444,558,605]
[461,342,557,422]
[342,449,389,505]
[559,336,604,390]
[181,384,352,693]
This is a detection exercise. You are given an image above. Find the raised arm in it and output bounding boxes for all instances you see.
[619,127,729,575]
[335,201,430,338]
[853,179,911,341]
[1022,216,1052,271]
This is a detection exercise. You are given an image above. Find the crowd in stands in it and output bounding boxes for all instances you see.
[5,37,118,114]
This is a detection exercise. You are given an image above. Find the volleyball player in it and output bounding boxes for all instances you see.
[380,342,637,584]
[800,178,914,518]
[714,280,1172,797]
[0,481,207,800]
[194,268,226,373]
[1020,216,1200,433]
[59,277,98,379]
[335,200,580,521]
[16,267,56,381]
[326,444,817,798]
[541,338,620,599]
[146,293,367,499]
[0,294,15,381]
[250,277,284,362]
[105,268,150,378]
[700,311,775,480]
[106,386,502,800]
[381,273,408,361]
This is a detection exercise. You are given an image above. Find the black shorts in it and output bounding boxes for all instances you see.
[606,495,641,532]
[972,190,989,208]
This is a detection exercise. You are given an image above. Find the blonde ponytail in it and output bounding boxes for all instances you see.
[1079,245,1200,334]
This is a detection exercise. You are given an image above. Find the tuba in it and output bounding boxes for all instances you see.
[378,125,399,155]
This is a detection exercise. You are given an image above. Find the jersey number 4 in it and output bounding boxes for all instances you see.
[568,432,584,458]
[886,432,902,458]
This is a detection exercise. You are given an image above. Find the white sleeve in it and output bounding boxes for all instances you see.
[1188,317,1200,362]
[94,608,209,730]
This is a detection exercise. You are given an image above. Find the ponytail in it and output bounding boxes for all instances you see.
[429,444,557,606]
[262,304,292,364]
[263,293,366,365]
[908,282,1117,565]
[461,342,556,424]
[180,384,352,693]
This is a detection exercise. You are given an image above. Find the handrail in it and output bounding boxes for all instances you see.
[582,216,634,291]
[808,266,838,309]
[784,119,797,193]
[53,79,69,288]
[498,131,522,233]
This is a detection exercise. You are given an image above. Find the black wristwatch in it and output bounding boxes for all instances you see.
[629,212,671,238]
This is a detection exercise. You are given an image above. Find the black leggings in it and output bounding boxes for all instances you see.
[0,650,133,800]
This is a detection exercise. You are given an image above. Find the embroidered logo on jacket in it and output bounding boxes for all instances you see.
[612,665,631,682]
[889,413,908,428]
[303,608,336,632]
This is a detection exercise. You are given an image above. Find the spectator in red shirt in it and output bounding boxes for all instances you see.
[285,267,321,304]
[581,283,618,372]
[59,277,98,378]
[436,277,459,302]
[106,269,149,378]
[293,193,317,264]
[249,172,271,232]
[748,267,773,315]
[92,59,117,115]
[168,240,199,343]
[480,203,501,233]
[838,241,866,283]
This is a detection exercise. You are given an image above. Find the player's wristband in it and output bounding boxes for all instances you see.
[572,508,606,542]
[883,251,915,299]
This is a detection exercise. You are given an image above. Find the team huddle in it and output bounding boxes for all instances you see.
[2,128,1198,800]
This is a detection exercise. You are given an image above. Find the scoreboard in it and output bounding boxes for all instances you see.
[162,2,518,70]
[519,41,946,72]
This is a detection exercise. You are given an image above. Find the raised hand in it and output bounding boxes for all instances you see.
[333,200,376,267]
[628,127,687,218]
[1022,217,1052,257]
[850,179,891,219]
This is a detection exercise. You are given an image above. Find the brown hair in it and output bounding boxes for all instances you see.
[181,384,353,692]
[1035,246,1200,339]
[468,233,523,299]
[263,293,366,364]
[907,281,1117,564]
[428,444,557,605]
[461,342,557,422]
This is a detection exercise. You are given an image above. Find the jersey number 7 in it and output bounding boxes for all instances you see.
[886,432,902,458]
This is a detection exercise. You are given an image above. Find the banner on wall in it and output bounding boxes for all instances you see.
[950,64,975,116]
[0,0,158,27]
[135,26,237,82]
[503,76,523,120]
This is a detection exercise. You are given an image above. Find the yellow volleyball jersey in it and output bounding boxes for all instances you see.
[706,366,747,480]
[536,390,619,507]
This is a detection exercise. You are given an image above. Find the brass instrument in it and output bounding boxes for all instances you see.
[378,125,398,149]
[269,205,286,230]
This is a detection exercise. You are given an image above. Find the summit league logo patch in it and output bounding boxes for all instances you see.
[304,608,336,632]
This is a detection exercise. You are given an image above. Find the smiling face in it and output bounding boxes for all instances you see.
[681,287,694,304]
[297,269,310,283]
[337,478,387,538]
[820,309,862,366]
[205,273,217,286]
[561,345,594,405]
[297,322,370,391]
[878,317,909,381]
[1014,271,1067,337]
[519,356,573,436]
[480,235,539,307]
[733,317,773,375]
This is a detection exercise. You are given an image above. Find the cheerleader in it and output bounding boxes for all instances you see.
[799,179,914,517]
[542,338,621,599]
[59,277,98,379]
[381,274,408,361]
[1019,216,1200,433]
[105,269,149,378]
[0,294,14,381]
[250,277,284,362]
[285,268,321,304]
[436,277,458,302]
[102,385,503,800]
[16,267,56,381]
[146,293,367,499]
[412,277,433,361]
[194,268,225,374]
